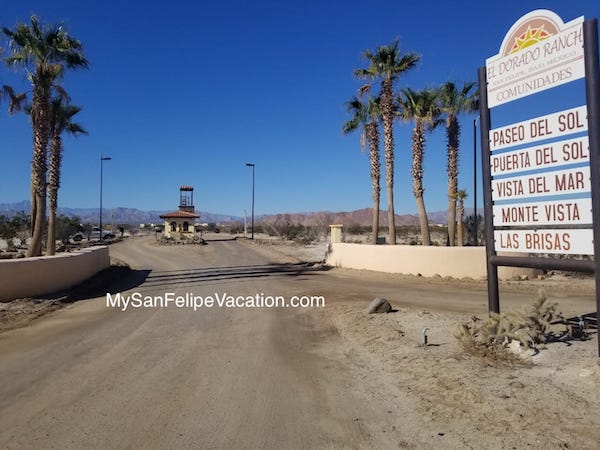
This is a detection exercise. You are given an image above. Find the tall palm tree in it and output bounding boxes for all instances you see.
[456,189,468,246]
[437,82,478,246]
[3,16,88,256]
[355,39,419,245]
[343,92,381,244]
[47,97,87,255]
[397,88,441,246]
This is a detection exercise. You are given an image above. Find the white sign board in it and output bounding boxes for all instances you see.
[485,10,594,257]
[491,135,589,176]
[494,229,593,255]
[491,166,590,201]
[486,10,584,107]
[489,105,587,151]
[493,197,592,226]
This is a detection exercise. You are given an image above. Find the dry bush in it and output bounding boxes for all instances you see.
[455,291,562,363]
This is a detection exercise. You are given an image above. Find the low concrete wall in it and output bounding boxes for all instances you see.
[0,246,110,301]
[325,243,541,280]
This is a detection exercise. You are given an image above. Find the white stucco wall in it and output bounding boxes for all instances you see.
[0,246,110,301]
[325,243,542,280]
[163,219,196,238]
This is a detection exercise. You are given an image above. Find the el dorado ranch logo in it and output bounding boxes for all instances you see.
[506,15,557,55]
[486,10,584,107]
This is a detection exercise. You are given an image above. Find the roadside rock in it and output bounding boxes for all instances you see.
[365,297,392,314]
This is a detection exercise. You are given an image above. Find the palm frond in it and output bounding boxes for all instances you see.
[357,83,372,98]
[65,122,87,136]
[2,85,27,114]
[52,83,71,102]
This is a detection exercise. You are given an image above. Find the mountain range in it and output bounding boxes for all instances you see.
[0,201,240,225]
[0,201,481,227]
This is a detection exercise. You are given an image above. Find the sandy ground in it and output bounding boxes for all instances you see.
[241,237,600,449]
[1,235,599,449]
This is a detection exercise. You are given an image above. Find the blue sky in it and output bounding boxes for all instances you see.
[0,0,598,216]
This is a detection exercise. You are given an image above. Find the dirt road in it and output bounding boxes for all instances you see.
[0,236,598,449]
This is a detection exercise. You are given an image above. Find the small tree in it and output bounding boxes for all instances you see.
[0,212,29,251]
[456,189,468,246]
[0,215,17,250]
[347,223,364,235]
[464,213,484,246]
[55,215,81,249]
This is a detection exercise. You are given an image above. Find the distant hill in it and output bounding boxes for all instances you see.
[0,201,483,227]
[256,207,483,228]
[0,201,240,225]
[257,209,419,227]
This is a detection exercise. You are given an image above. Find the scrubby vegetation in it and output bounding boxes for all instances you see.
[455,292,563,363]
[0,212,28,251]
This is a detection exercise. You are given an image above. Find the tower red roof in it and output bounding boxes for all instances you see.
[159,210,200,219]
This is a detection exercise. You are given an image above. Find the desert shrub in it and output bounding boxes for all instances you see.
[265,221,305,241]
[294,226,319,244]
[463,213,485,246]
[0,212,29,248]
[455,292,562,363]
[191,236,206,245]
[157,236,174,244]
[346,223,364,235]
[56,215,82,246]
[229,223,244,234]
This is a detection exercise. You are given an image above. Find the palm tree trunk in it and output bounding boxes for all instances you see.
[30,181,36,235]
[47,134,62,256]
[457,205,464,246]
[28,193,46,256]
[367,122,380,244]
[26,83,50,257]
[447,197,456,245]
[47,208,56,255]
[411,123,430,245]
[371,198,379,243]
[416,194,430,245]
[446,115,459,246]
[381,79,396,244]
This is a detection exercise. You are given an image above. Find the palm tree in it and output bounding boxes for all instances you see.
[343,92,381,244]
[456,189,468,246]
[397,88,441,246]
[437,82,478,246]
[47,97,87,255]
[355,39,419,245]
[3,16,88,256]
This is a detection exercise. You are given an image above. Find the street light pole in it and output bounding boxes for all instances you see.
[100,154,111,241]
[473,116,479,246]
[245,163,255,239]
